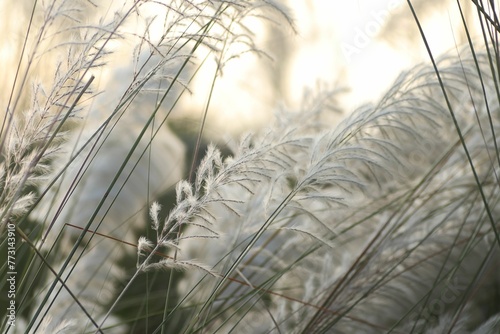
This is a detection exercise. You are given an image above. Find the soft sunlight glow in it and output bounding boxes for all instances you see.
[180,0,464,137]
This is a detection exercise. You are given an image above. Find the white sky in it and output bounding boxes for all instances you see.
[281,0,463,110]
[180,0,467,137]
[0,0,468,138]
[83,0,469,138]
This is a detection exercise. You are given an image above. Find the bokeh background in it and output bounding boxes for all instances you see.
[178,0,475,139]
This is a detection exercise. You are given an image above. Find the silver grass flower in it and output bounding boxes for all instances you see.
[1,0,292,333]
[152,46,500,333]
[4,1,499,333]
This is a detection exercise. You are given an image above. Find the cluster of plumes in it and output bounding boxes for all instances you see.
[3,1,500,333]
[0,0,294,333]
[0,0,104,232]
[146,47,500,333]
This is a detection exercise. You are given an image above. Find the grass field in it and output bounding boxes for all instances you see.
[1,1,499,333]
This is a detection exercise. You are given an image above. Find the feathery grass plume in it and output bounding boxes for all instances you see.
[140,42,500,333]
[3,0,500,333]
[0,0,293,333]
[470,313,500,334]
[0,0,102,231]
[0,0,146,332]
[0,0,117,332]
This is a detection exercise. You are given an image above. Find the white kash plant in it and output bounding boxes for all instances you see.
[2,1,500,333]
[1,0,292,333]
[150,48,500,333]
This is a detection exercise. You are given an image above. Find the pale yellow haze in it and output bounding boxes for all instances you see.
[184,0,465,136]
[1,1,464,136]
